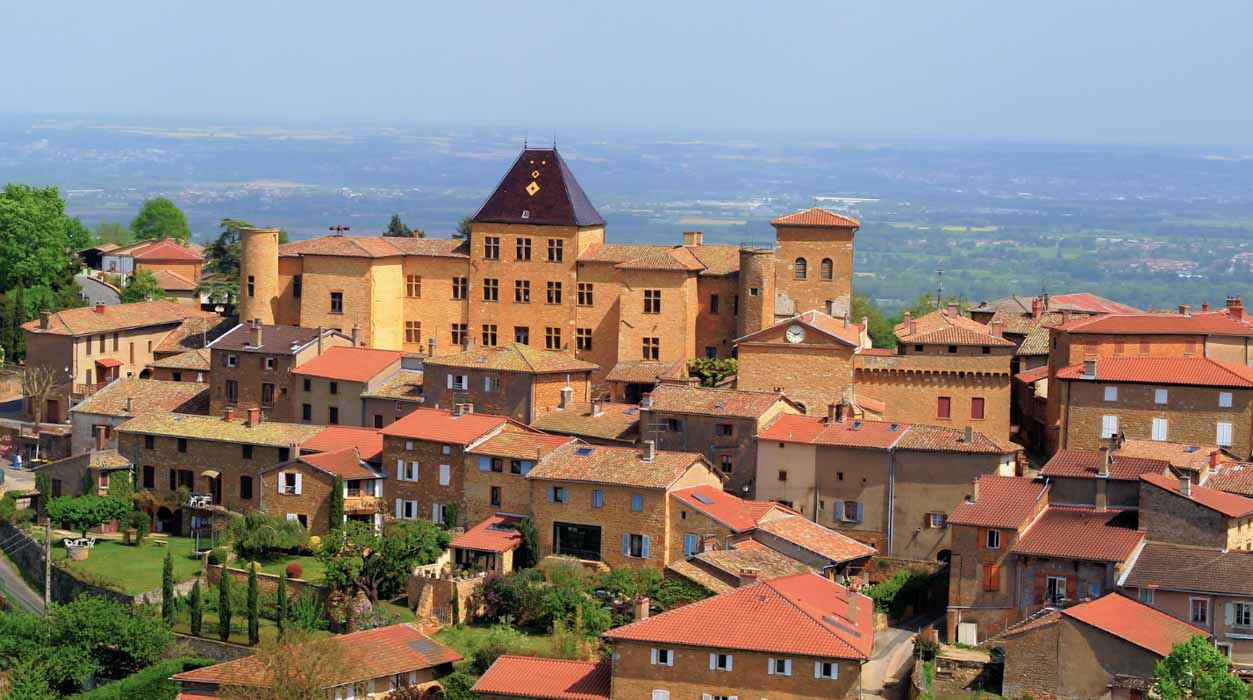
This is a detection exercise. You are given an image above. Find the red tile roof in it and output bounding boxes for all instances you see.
[646,384,792,419]
[1062,593,1207,657]
[738,310,864,348]
[753,515,877,563]
[771,208,860,228]
[1010,507,1144,562]
[279,235,468,259]
[758,414,908,449]
[893,424,1013,454]
[450,515,524,554]
[381,408,506,445]
[304,426,384,462]
[423,342,598,374]
[1205,461,1253,497]
[671,485,790,533]
[894,309,1015,347]
[171,623,460,688]
[947,476,1048,529]
[1142,472,1253,517]
[150,269,197,291]
[468,430,574,460]
[1040,449,1170,482]
[526,443,708,490]
[128,238,204,262]
[1046,293,1141,315]
[1055,357,1253,388]
[471,656,610,700]
[22,301,213,336]
[1014,365,1050,384]
[605,573,874,660]
[1058,311,1253,337]
[292,347,403,382]
[300,447,378,480]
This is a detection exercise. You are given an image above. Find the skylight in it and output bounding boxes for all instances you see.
[692,493,714,505]
[575,447,594,456]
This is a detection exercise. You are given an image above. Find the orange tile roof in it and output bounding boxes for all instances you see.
[1010,507,1144,562]
[299,447,378,480]
[947,476,1048,529]
[603,360,686,384]
[754,515,876,563]
[471,656,610,700]
[738,310,864,347]
[1142,472,1253,517]
[529,402,641,443]
[686,244,740,276]
[526,443,707,490]
[381,407,506,445]
[468,430,574,460]
[278,235,468,259]
[171,623,460,688]
[613,245,706,272]
[893,424,1013,454]
[1040,449,1170,481]
[646,384,791,420]
[1055,357,1253,388]
[291,347,403,382]
[451,514,524,554]
[423,342,598,374]
[1014,365,1050,384]
[1058,311,1253,337]
[758,414,908,449]
[128,238,204,262]
[671,485,789,533]
[71,378,209,418]
[304,426,384,462]
[1116,440,1225,472]
[894,309,1014,347]
[148,348,211,371]
[1205,461,1253,497]
[150,269,197,291]
[771,208,860,228]
[22,301,213,336]
[154,316,237,354]
[1061,593,1207,657]
[604,573,873,660]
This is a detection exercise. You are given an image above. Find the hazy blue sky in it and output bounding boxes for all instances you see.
[5,1,1252,145]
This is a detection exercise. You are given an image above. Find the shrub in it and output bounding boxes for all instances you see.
[70,656,213,700]
[229,510,308,561]
[289,589,328,633]
[471,570,543,629]
[126,510,150,545]
[863,569,931,617]
[914,635,940,661]
[285,562,303,579]
[470,622,528,674]
[207,547,228,566]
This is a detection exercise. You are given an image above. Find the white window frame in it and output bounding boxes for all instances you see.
[1103,386,1118,402]
[985,529,1001,549]
[438,463,451,486]
[1152,418,1168,442]
[928,513,947,529]
[1217,642,1233,659]
[814,660,838,679]
[396,459,419,482]
[1220,391,1233,408]
[767,657,792,677]
[1155,388,1169,405]
[1235,602,1253,627]
[1218,422,1234,447]
[1101,415,1119,438]
[709,652,733,671]
[1190,597,1210,625]
[225,354,238,368]
[651,692,669,700]
[650,648,674,667]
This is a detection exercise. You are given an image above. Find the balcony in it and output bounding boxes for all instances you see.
[345,495,382,514]
[72,383,107,400]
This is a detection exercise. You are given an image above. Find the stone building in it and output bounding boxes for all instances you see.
[359,365,424,429]
[206,321,350,421]
[1038,447,1170,509]
[235,147,863,384]
[146,348,211,384]
[734,309,868,415]
[462,430,574,526]
[1138,472,1253,550]
[640,383,799,497]
[290,345,404,427]
[33,444,133,500]
[68,378,208,453]
[260,446,385,535]
[529,399,641,445]
[100,237,205,306]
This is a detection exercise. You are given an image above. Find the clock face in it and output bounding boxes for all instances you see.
[785,325,806,344]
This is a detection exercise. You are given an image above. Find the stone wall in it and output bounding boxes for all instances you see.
[407,574,482,625]
[173,633,253,662]
[204,563,330,606]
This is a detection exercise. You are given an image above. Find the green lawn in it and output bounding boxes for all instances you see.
[172,614,332,647]
[434,623,554,661]
[255,554,325,583]
[53,536,202,595]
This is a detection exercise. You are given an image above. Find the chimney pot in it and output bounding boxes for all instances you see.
[1179,476,1192,497]
[559,386,573,410]
[963,425,973,443]
[1227,295,1244,321]
[351,324,361,347]
[682,231,703,247]
[1179,304,1191,317]
[640,393,653,411]
[1097,446,1111,476]
[246,407,261,427]
[428,337,436,357]
[945,302,959,316]
[591,398,603,417]
[94,303,106,314]
[1211,449,1221,470]
[641,440,656,462]
[1202,302,1210,312]
[94,425,107,451]
[633,596,650,621]
[317,326,325,355]
[902,311,912,326]
[39,310,51,330]
[250,323,263,348]
[970,477,980,503]
[738,567,760,586]
[989,320,1004,338]
[1031,297,1042,318]
[125,397,133,413]
[224,406,236,422]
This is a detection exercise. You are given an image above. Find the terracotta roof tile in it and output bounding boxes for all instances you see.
[947,476,1048,529]
[1205,461,1253,497]
[664,559,736,594]
[291,347,403,382]
[526,443,707,490]
[603,360,686,384]
[1108,440,1221,472]
[71,378,209,418]
[1040,449,1170,481]
[613,245,705,272]
[604,573,874,659]
[34,450,132,475]
[1010,507,1144,562]
[688,545,816,582]
[738,310,864,348]
[127,238,204,262]
[172,623,460,688]
[771,208,860,228]
[1055,357,1253,388]
[471,656,610,700]
[894,309,1014,347]
[1123,542,1253,596]
[154,316,237,354]
[1015,323,1055,357]
[758,414,908,449]
[279,235,469,259]
[451,515,524,554]
[209,324,335,355]
[423,343,598,374]
[150,269,197,291]
[1014,365,1050,384]
[468,430,574,460]
[1142,472,1253,517]
[671,485,789,533]
[304,426,384,462]
[148,349,211,372]
[973,294,1138,316]
[1059,311,1253,337]
[646,384,790,420]
[529,402,640,443]
[360,370,423,401]
[22,301,213,336]
[1061,593,1207,657]
[117,412,323,448]
[381,408,506,445]
[380,237,471,258]
[893,424,1012,454]
[686,244,740,276]
[299,447,378,480]
[753,515,877,563]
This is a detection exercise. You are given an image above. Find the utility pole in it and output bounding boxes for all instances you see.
[43,521,51,612]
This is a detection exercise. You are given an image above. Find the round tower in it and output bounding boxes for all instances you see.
[238,227,280,325]
[737,247,776,337]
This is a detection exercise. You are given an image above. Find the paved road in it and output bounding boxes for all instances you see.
[0,533,45,615]
[862,613,944,700]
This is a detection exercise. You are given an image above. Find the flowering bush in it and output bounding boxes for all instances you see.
[285,562,303,579]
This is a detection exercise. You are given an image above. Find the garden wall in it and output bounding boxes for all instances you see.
[173,633,252,663]
[204,564,330,606]
[407,575,481,625]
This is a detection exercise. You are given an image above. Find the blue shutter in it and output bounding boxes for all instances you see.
[478,456,490,472]
[546,487,554,503]
[684,533,697,557]
[855,503,864,523]
[641,536,650,559]
[592,490,603,508]
[834,501,844,522]
[521,460,533,475]
[631,494,643,512]
[622,534,630,557]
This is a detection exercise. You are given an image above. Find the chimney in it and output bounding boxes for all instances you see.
[1097,446,1111,477]
[1228,296,1244,321]
[94,303,106,314]
[317,326,325,355]
[559,386,573,409]
[847,590,859,623]
[945,302,959,317]
[963,425,973,443]
[250,323,263,348]
[1211,449,1221,470]
[1031,297,1042,319]
[94,425,107,451]
[828,402,841,424]
[639,393,653,411]
[1179,304,1191,317]
[970,477,980,503]
[902,311,912,328]
[428,337,436,357]
[223,406,236,422]
[632,596,650,621]
[1202,302,1210,312]
[641,440,656,462]
[1061,310,1071,325]
[682,231,703,247]
[39,310,51,330]
[1179,476,1192,498]
[591,398,603,417]
[989,320,1004,338]
[452,403,473,417]
[351,324,361,347]
[738,567,760,587]
[245,407,261,428]
[1083,355,1097,378]
[699,534,719,553]
[463,335,473,351]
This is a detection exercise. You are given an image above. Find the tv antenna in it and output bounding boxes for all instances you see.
[935,269,945,309]
[329,225,350,237]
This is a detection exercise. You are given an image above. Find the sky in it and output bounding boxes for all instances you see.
[4,1,1252,145]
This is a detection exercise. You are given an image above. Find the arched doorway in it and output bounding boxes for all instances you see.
[155,507,178,535]
[936,549,952,564]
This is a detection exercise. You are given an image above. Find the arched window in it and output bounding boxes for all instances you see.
[820,258,833,280]
[794,257,807,280]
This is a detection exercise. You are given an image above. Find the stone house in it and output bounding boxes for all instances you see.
[461,430,574,526]
[529,399,641,445]
[734,309,868,415]
[1137,472,1253,550]
[68,378,208,454]
[33,446,133,500]
[359,367,424,429]
[1038,447,1170,509]
[290,345,404,427]
[640,383,799,497]
[145,348,211,384]
[259,447,385,535]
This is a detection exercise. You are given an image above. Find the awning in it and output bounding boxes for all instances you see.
[200,469,220,479]
[95,358,123,368]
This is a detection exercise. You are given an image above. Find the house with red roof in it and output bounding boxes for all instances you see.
[473,655,611,700]
[1000,593,1208,700]
[1039,447,1171,509]
[756,408,1016,560]
[1138,472,1253,551]
[100,237,205,306]
[1052,355,1253,458]
[291,345,405,427]
[260,446,385,534]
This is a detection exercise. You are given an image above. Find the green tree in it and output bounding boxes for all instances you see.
[218,571,232,642]
[275,571,287,639]
[247,565,260,646]
[455,217,471,238]
[120,269,168,303]
[329,475,344,532]
[45,495,129,537]
[228,510,309,561]
[383,214,415,238]
[686,357,737,387]
[189,579,203,636]
[4,655,57,700]
[161,551,175,625]
[94,221,133,246]
[47,595,174,683]
[317,520,449,603]
[64,216,95,252]
[1153,634,1249,700]
[204,218,250,278]
[513,518,538,569]
[130,197,191,243]
[0,184,83,316]
[852,291,897,348]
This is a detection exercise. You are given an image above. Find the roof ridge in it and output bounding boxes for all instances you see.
[760,577,865,657]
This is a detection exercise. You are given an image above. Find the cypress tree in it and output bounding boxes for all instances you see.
[161,550,174,625]
[329,475,345,531]
[276,570,287,639]
[189,579,203,636]
[247,565,259,646]
[218,571,231,642]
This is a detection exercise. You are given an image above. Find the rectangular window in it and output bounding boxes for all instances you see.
[514,326,529,345]
[986,529,1001,549]
[145,435,155,450]
[547,238,564,262]
[452,277,468,300]
[328,406,339,425]
[405,321,421,344]
[510,459,524,475]
[261,383,275,405]
[1220,391,1233,408]
[292,274,302,298]
[575,328,592,351]
[545,327,561,350]
[451,375,468,391]
[719,454,733,473]
[1101,415,1119,438]
[550,487,568,504]
[142,465,155,489]
[406,275,421,298]
[644,289,662,314]
[516,237,531,261]
[651,691,669,700]
[439,464,450,486]
[1217,422,1234,447]
[1234,603,1253,627]
[591,490,603,508]
[1104,386,1118,402]
[330,292,343,314]
[1152,418,1168,442]
[240,475,253,500]
[650,648,674,666]
[168,469,176,491]
[971,397,985,420]
[490,486,501,506]
[483,236,500,260]
[482,278,499,302]
[514,280,530,303]
[225,354,238,368]
[246,275,255,297]
[1139,587,1154,603]
[577,283,593,306]
[841,501,861,522]
[937,396,951,419]
[815,661,838,679]
[225,379,238,402]
[242,444,254,459]
[264,357,275,371]
[546,281,562,305]
[710,653,733,671]
[982,564,1001,592]
[716,423,734,437]
[1191,598,1209,625]
[642,337,660,360]
[768,658,792,677]
[485,375,501,392]
[631,494,644,512]
[1155,388,1169,405]
[489,458,504,473]
[482,324,498,347]
[451,324,467,347]
[928,512,947,528]
[626,534,647,558]
[709,294,719,314]
[329,381,338,395]
[302,403,312,421]
[177,438,188,453]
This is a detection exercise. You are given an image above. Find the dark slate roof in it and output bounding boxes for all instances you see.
[471,148,605,227]
[1122,542,1253,596]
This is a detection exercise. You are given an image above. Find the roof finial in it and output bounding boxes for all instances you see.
[553,131,557,149]
[523,135,528,149]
